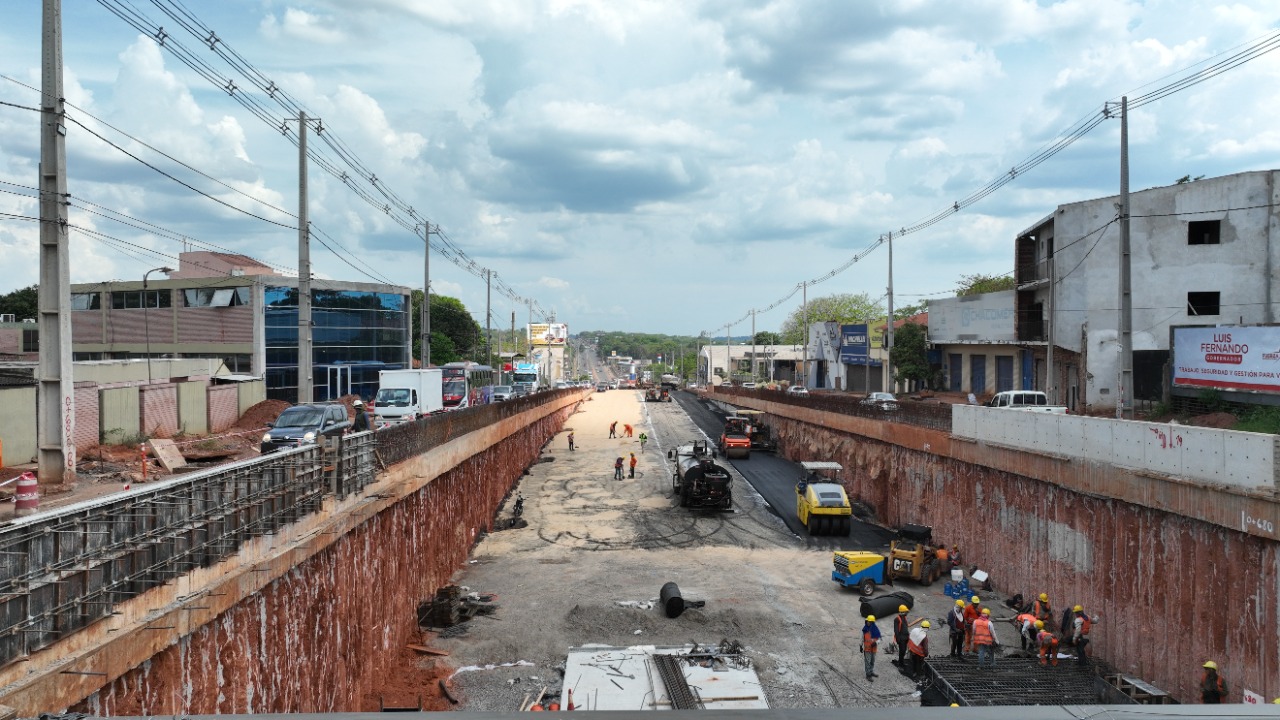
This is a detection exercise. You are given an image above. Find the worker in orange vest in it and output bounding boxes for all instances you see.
[972,608,999,669]
[1071,605,1091,666]
[1014,611,1038,650]
[947,599,966,658]
[628,452,637,478]
[892,604,921,667]
[907,620,931,679]
[962,596,981,653]
[1200,661,1228,703]
[1035,620,1060,667]
[1032,593,1052,624]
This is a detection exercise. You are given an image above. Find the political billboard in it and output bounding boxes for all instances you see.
[1173,326,1280,394]
[528,322,568,347]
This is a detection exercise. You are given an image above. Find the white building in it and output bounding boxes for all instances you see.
[1015,169,1280,411]
[928,290,1027,397]
[698,344,804,385]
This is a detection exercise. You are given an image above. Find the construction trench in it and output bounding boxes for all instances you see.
[0,386,1275,714]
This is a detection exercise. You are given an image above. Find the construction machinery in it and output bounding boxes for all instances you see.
[832,551,891,596]
[733,409,778,452]
[795,461,852,536]
[644,388,672,402]
[718,414,753,459]
[887,523,947,586]
[667,440,733,510]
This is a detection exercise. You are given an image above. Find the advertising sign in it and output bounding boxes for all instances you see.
[839,324,868,364]
[1173,326,1280,394]
[928,290,1016,343]
[528,322,568,346]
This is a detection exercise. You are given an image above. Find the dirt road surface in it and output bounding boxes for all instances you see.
[436,387,973,711]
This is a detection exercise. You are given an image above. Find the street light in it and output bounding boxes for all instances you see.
[143,266,173,385]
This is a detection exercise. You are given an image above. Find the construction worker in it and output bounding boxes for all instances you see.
[1071,605,1091,665]
[568,431,575,451]
[963,596,981,653]
[614,456,624,480]
[860,615,881,681]
[893,604,919,667]
[1200,661,1228,703]
[947,599,966,658]
[972,608,999,669]
[950,546,963,570]
[907,620,931,679]
[624,423,634,437]
[1014,611,1038,650]
[609,421,617,438]
[638,431,648,450]
[1035,620,1060,667]
[628,452,637,478]
[351,399,371,432]
[1032,593,1052,624]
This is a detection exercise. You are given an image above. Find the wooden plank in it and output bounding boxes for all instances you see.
[146,438,187,472]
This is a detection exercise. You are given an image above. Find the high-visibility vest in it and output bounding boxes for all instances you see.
[963,605,979,629]
[894,614,910,638]
[1016,613,1036,629]
[1033,600,1051,620]
[972,617,995,646]
[1037,630,1059,649]
[908,627,928,656]
[862,627,878,653]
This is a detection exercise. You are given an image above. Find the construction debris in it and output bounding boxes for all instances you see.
[418,585,499,629]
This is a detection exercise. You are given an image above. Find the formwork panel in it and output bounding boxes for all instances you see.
[1140,423,1186,477]
[1056,414,1088,457]
[1109,421,1148,468]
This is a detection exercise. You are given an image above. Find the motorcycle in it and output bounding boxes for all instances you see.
[513,494,525,518]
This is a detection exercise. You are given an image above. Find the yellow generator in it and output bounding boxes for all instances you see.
[796,461,852,536]
[832,550,890,596]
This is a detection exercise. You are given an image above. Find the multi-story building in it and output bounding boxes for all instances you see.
[928,290,1026,397]
[1015,169,1280,411]
[70,252,411,403]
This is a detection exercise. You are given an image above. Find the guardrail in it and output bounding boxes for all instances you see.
[715,387,954,432]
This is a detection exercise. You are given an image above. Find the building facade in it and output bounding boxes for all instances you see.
[71,257,411,403]
[929,290,1027,398]
[1015,169,1280,411]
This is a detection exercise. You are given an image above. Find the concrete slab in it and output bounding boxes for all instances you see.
[560,644,768,711]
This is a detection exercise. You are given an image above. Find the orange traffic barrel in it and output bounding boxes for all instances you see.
[14,472,38,517]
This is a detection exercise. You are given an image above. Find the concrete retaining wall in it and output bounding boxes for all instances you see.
[0,387,35,465]
[62,391,583,715]
[953,405,1279,491]
[760,405,1280,703]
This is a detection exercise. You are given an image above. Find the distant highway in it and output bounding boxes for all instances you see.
[669,390,896,551]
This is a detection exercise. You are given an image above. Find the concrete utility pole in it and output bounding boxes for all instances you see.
[38,0,74,485]
[297,110,313,404]
[724,324,730,384]
[1047,248,1056,404]
[419,223,432,368]
[751,309,756,383]
[1118,96,1134,419]
[484,269,492,366]
[801,281,808,388]
[886,231,895,394]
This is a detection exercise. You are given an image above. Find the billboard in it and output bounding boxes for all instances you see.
[1173,326,1280,394]
[839,324,883,367]
[928,290,1016,344]
[528,322,568,347]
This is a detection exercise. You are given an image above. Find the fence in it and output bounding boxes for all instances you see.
[716,387,954,432]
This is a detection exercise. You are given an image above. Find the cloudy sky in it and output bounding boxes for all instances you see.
[2,1,1279,336]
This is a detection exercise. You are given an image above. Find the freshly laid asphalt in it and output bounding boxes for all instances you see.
[669,389,897,551]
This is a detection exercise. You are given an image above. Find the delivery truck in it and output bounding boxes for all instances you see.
[372,369,443,428]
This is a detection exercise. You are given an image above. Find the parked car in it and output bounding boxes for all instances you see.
[860,392,898,410]
[596,382,609,392]
[261,403,351,453]
[785,385,809,396]
[491,385,514,402]
[741,382,757,389]
[985,390,1069,413]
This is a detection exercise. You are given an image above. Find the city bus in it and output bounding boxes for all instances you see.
[440,362,495,410]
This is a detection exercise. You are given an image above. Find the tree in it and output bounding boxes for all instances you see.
[753,331,782,345]
[779,292,885,344]
[956,273,1015,297]
[893,301,927,320]
[410,290,482,364]
[889,322,935,387]
[0,285,38,321]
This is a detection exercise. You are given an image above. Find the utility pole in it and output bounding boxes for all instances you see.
[419,223,432,368]
[751,309,756,383]
[484,269,492,367]
[801,281,808,388]
[886,231,895,395]
[509,310,515,384]
[1047,249,1056,403]
[1118,96,1134,419]
[296,110,313,403]
[724,324,730,385]
[38,0,74,485]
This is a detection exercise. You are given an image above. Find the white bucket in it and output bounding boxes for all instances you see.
[951,567,964,583]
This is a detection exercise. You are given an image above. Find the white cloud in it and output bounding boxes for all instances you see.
[538,276,569,289]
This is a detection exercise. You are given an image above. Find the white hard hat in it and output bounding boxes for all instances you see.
[353,399,363,407]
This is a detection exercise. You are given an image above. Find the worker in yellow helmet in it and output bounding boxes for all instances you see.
[860,614,882,682]
[893,604,921,668]
[1032,592,1052,624]
[947,599,966,658]
[1200,661,1228,704]
[963,596,981,654]
[907,620,931,679]
[972,608,999,669]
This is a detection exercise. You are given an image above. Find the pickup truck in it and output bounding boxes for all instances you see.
[985,390,1068,414]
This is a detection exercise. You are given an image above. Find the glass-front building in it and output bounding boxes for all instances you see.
[265,286,410,403]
